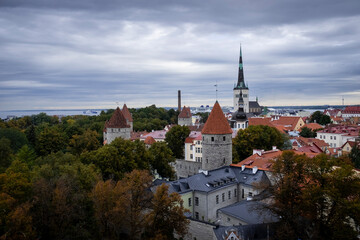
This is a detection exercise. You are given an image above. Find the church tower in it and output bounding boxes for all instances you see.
[201,101,232,171]
[233,46,249,113]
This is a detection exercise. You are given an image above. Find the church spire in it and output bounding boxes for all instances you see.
[235,44,248,90]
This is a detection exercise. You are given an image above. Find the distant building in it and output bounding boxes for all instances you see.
[316,124,360,148]
[342,106,360,118]
[178,106,192,126]
[103,107,131,144]
[233,46,262,114]
[201,101,233,172]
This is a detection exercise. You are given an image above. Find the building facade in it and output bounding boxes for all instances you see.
[103,107,131,144]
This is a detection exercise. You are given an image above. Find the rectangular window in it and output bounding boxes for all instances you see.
[222,193,225,202]
[216,195,219,204]
[190,154,193,159]
[223,136,226,141]
[242,189,244,198]
[228,191,231,199]
[249,192,253,197]
[211,137,214,142]
[195,197,199,206]
[201,148,202,153]
[190,145,193,150]
[330,136,332,140]
[188,198,191,206]
[320,135,322,139]
[195,212,199,220]
[324,135,326,139]
[234,189,237,197]
[334,136,336,140]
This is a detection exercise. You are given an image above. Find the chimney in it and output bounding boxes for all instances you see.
[252,166,258,174]
[178,90,181,112]
[253,149,262,156]
[241,165,245,171]
[272,146,277,150]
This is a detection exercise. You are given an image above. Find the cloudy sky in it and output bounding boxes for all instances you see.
[0,0,359,110]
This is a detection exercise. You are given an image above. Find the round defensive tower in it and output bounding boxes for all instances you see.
[201,101,233,171]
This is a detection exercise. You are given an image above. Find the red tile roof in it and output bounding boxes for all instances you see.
[343,106,360,114]
[202,101,232,135]
[178,106,192,118]
[122,104,133,122]
[144,136,156,145]
[231,149,319,171]
[248,117,287,133]
[105,107,130,128]
[301,123,323,131]
[272,116,302,131]
[130,131,148,141]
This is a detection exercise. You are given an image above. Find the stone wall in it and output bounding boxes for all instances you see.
[104,127,131,144]
[175,159,202,179]
[181,219,217,240]
[202,134,232,171]
[178,117,192,126]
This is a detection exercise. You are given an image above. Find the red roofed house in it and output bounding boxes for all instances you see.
[202,101,233,171]
[248,117,288,133]
[342,106,360,118]
[272,116,305,131]
[316,124,360,148]
[184,131,203,162]
[103,107,131,144]
[122,104,133,131]
[341,140,360,154]
[178,106,192,126]
[324,109,342,117]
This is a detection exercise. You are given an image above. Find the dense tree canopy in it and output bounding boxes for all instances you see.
[165,125,190,159]
[266,151,360,240]
[310,111,331,125]
[232,125,284,162]
[299,126,317,138]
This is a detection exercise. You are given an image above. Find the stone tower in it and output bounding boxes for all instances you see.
[103,107,131,144]
[178,106,192,126]
[233,46,249,112]
[201,101,233,171]
[122,104,133,132]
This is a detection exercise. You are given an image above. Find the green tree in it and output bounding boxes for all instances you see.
[16,145,37,167]
[145,184,189,239]
[233,125,284,162]
[84,138,150,180]
[69,129,100,155]
[0,128,29,153]
[299,126,317,138]
[310,111,331,125]
[0,137,13,172]
[266,151,360,240]
[92,170,153,239]
[25,124,37,147]
[165,125,190,159]
[36,127,67,156]
[149,142,175,179]
[31,153,99,240]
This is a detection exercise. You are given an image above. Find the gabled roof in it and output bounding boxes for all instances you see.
[122,104,133,122]
[272,116,302,131]
[105,107,130,128]
[178,106,192,118]
[202,101,232,135]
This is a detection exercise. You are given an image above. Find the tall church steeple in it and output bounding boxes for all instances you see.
[233,45,249,112]
[234,45,248,90]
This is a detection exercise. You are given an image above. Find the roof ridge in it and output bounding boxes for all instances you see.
[202,102,232,135]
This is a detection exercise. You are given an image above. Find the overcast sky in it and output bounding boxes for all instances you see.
[0,0,359,110]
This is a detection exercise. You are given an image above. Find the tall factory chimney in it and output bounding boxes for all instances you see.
[178,90,181,112]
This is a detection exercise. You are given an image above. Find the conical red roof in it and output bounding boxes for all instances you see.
[122,104,133,122]
[106,107,130,128]
[202,101,232,135]
[178,106,192,118]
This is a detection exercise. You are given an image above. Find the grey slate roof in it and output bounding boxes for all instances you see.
[168,166,271,194]
[249,101,261,109]
[218,200,278,225]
